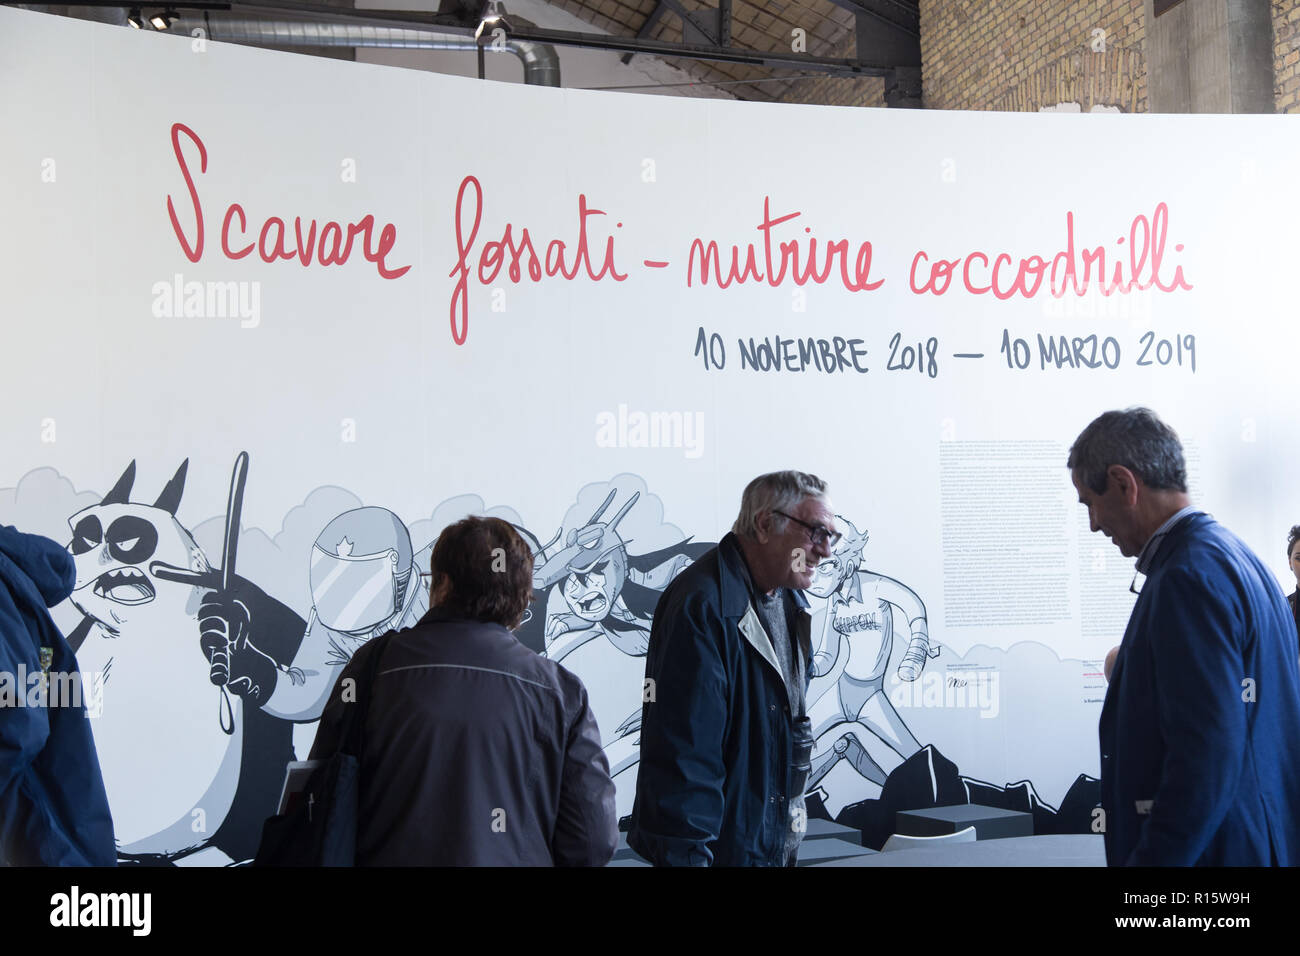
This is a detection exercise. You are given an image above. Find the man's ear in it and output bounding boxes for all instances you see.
[753,510,773,544]
[1107,464,1141,505]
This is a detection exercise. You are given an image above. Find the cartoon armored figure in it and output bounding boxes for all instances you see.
[263,507,429,723]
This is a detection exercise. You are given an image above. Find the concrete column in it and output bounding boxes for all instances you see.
[1144,0,1275,112]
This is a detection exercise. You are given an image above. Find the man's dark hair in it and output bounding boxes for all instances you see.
[1288,525,1300,560]
[430,516,534,629]
[1067,407,1187,495]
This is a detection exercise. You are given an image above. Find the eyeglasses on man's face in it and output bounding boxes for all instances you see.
[773,510,841,548]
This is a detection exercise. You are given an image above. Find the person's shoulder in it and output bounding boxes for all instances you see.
[656,546,724,619]
[1184,515,1242,549]
[336,627,390,683]
[388,618,579,707]
[517,644,595,708]
[667,541,721,583]
[665,542,722,593]
[1174,518,1266,579]
[472,624,572,688]
[1154,519,1274,609]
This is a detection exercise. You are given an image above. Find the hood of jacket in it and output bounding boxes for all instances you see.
[0,524,75,611]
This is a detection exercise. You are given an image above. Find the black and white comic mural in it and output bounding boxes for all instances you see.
[6,6,1300,864]
[4,461,1104,862]
[62,457,305,864]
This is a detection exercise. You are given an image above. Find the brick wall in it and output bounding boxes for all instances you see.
[775,28,887,107]
[919,0,1147,112]
[508,0,1298,113]
[1276,0,1300,113]
[776,72,886,107]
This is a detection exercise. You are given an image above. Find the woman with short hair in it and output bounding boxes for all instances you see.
[308,516,618,866]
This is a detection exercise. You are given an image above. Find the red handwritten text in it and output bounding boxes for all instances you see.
[686,197,885,293]
[166,123,410,280]
[448,175,628,345]
[908,204,1191,299]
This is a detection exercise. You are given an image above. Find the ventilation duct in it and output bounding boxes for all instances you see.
[167,16,561,86]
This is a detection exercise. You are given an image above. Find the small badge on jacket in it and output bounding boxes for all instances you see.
[38,646,53,699]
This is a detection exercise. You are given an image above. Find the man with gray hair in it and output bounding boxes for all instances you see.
[1070,407,1300,865]
[629,471,836,866]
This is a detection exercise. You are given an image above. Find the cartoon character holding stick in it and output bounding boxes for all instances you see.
[66,454,305,863]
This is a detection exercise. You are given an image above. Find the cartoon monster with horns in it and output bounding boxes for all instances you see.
[65,455,306,864]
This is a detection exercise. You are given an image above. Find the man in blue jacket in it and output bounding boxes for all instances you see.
[629,471,835,866]
[1070,408,1300,865]
[0,524,115,865]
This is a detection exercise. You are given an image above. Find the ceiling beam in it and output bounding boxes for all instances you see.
[38,0,901,78]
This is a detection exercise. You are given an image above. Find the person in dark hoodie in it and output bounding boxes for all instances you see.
[0,524,116,865]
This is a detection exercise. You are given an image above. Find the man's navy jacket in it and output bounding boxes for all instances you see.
[629,533,811,866]
[1101,512,1300,865]
[0,525,115,865]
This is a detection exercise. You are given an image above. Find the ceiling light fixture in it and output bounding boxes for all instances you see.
[474,0,511,41]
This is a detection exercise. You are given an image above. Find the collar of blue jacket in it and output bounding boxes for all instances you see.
[716,532,811,620]
[716,533,812,708]
[1135,506,1205,575]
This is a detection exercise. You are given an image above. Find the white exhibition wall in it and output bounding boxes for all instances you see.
[3,5,1300,863]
